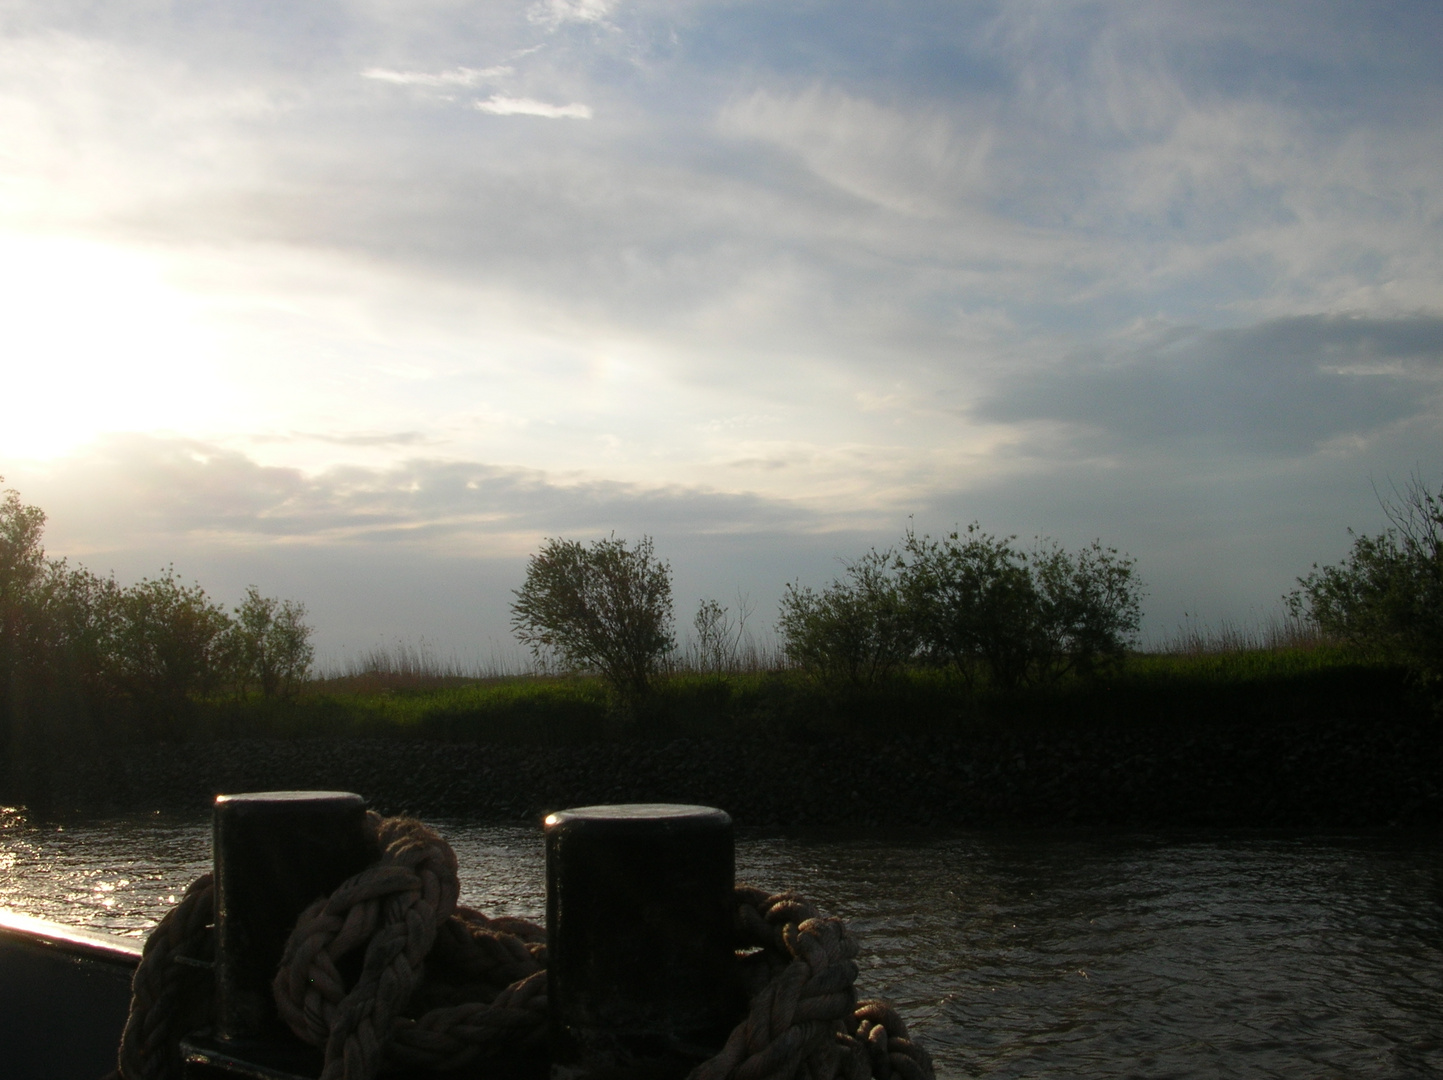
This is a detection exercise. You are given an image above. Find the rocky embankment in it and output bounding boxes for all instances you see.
[27,705,1441,829]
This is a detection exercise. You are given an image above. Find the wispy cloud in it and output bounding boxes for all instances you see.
[25,435,826,554]
[474,95,592,119]
[296,431,433,448]
[528,0,614,30]
[718,84,989,217]
[362,66,511,88]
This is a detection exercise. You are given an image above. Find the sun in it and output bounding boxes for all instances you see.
[0,232,228,461]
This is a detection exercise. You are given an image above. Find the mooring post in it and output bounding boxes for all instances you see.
[211,791,373,1043]
[545,803,744,1079]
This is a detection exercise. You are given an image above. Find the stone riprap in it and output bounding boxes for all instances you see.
[23,706,1440,829]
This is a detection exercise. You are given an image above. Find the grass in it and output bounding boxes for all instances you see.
[1129,642,1357,683]
[180,629,1424,751]
[312,640,531,694]
[1156,609,1329,656]
[23,611,1405,751]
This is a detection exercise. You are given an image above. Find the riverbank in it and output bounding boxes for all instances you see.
[19,661,1440,829]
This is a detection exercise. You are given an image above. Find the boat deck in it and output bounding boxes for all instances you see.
[0,909,141,1080]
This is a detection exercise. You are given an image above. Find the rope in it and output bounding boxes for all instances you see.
[117,816,933,1080]
[693,889,934,1080]
[117,873,215,1080]
[271,813,548,1080]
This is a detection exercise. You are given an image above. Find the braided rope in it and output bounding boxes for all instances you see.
[690,889,934,1080]
[839,1001,935,1080]
[272,812,521,1080]
[119,816,933,1080]
[117,873,215,1080]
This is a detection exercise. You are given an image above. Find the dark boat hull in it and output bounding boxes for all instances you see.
[0,909,141,1079]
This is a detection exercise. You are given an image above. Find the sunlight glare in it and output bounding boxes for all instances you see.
[0,234,227,460]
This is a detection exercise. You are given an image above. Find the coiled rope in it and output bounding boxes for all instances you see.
[118,814,934,1080]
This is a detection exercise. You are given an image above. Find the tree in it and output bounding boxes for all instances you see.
[0,481,46,615]
[229,586,315,699]
[108,567,233,703]
[899,525,1143,689]
[1,481,52,780]
[38,560,123,704]
[0,482,49,704]
[1290,477,1443,685]
[0,487,124,792]
[1031,539,1144,680]
[900,525,1039,689]
[510,535,675,698]
[780,523,1145,691]
[777,548,918,687]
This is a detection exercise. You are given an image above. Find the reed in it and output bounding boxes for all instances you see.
[312,640,533,694]
[668,637,790,677]
[1157,610,1331,657]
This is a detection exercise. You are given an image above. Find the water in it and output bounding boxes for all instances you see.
[2,807,1439,1078]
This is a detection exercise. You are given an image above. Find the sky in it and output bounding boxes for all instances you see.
[1,0,1440,667]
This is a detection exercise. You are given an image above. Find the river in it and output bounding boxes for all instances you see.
[1,808,1439,1078]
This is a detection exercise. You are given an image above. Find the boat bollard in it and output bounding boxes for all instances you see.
[182,790,374,1077]
[545,803,745,1080]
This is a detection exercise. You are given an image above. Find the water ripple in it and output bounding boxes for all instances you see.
[2,809,1438,1078]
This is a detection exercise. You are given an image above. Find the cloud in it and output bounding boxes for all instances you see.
[361,66,511,88]
[3,0,1442,652]
[23,435,831,557]
[717,84,989,217]
[527,0,614,30]
[8,2,1437,363]
[474,95,592,118]
[295,432,433,448]
[976,314,1443,455]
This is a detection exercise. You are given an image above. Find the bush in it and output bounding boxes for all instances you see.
[689,593,757,673]
[1031,539,1146,680]
[0,482,48,695]
[108,567,233,703]
[777,548,918,687]
[902,525,1142,688]
[1,483,54,780]
[228,586,315,699]
[1290,477,1443,685]
[778,524,1144,691]
[900,525,1037,689]
[0,489,128,784]
[38,560,123,703]
[0,482,45,609]
[0,484,329,765]
[510,535,675,698]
